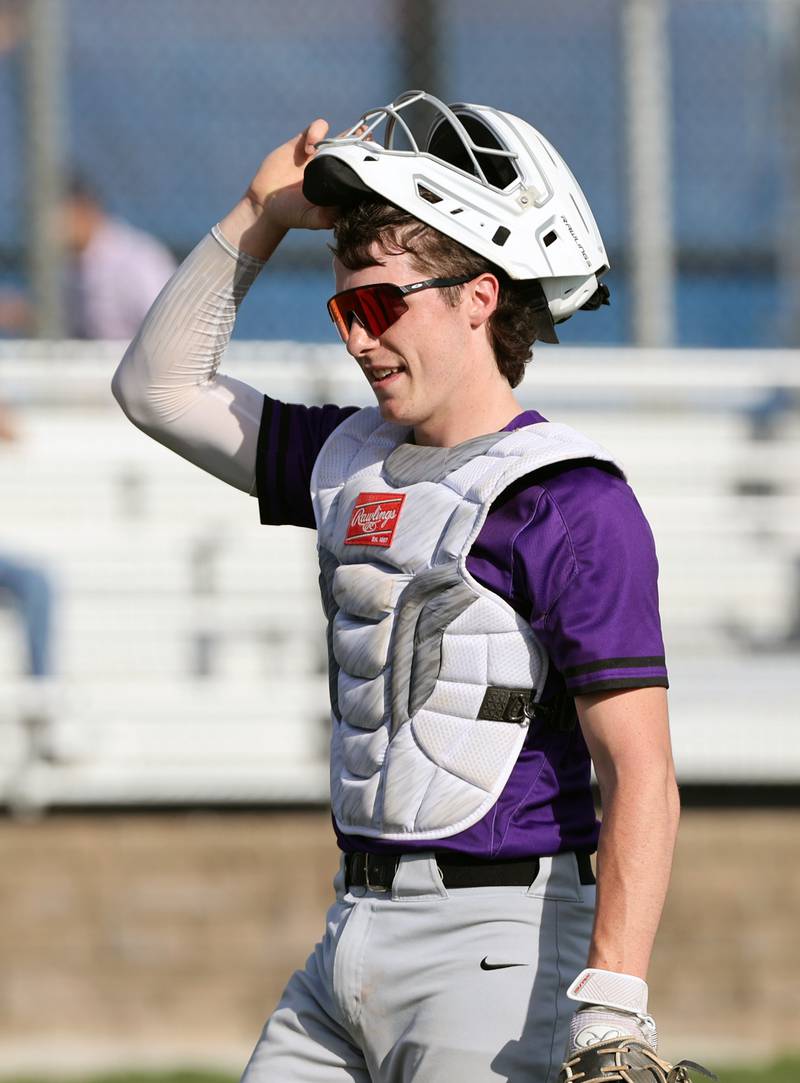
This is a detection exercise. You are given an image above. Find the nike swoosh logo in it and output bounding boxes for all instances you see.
[480,957,527,971]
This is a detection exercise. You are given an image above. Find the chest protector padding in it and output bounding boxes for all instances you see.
[311,408,621,841]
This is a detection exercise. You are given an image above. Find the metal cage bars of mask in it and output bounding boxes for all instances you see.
[316,90,521,193]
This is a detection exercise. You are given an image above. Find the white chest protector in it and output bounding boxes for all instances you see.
[311,408,620,841]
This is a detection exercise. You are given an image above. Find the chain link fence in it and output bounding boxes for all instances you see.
[0,0,798,346]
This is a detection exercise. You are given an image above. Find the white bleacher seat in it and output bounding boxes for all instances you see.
[0,677,331,809]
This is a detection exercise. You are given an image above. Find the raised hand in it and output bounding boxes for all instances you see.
[219,118,338,259]
[246,118,337,233]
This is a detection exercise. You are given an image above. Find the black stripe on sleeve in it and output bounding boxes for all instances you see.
[255,395,273,525]
[563,656,666,678]
[570,676,669,695]
[274,404,291,524]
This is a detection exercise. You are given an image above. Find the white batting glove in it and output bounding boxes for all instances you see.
[565,967,659,1056]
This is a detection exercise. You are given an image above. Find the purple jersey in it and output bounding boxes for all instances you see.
[256,399,668,858]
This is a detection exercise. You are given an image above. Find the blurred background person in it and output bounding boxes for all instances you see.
[0,399,54,679]
[0,173,177,339]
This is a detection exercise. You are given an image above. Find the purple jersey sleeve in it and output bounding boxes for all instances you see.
[255,397,359,528]
[468,458,668,694]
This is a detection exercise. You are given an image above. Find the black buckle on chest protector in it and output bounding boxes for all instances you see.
[477,686,578,731]
[478,687,536,724]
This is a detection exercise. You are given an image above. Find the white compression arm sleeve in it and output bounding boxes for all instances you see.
[111,225,266,494]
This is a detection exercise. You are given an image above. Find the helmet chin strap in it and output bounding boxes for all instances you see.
[527,280,560,343]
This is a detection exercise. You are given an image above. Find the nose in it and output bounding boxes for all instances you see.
[345,314,379,358]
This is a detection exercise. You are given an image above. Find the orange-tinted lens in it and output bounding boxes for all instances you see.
[327,284,408,342]
[327,296,350,341]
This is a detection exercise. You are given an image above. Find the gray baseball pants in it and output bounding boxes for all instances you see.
[240,851,595,1083]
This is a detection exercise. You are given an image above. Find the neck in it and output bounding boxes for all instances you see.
[413,384,523,447]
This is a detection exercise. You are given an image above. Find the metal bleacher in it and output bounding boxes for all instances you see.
[1,343,799,809]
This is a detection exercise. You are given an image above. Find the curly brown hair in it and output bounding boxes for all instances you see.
[331,201,555,388]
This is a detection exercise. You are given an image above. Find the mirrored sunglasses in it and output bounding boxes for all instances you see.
[326,273,480,343]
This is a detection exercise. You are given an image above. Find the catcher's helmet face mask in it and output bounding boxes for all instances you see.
[302,90,610,341]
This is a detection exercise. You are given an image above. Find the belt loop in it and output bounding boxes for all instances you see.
[391,853,449,899]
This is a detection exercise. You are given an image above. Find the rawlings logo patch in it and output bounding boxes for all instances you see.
[345,491,406,548]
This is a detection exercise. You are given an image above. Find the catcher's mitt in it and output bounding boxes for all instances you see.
[558,1036,717,1083]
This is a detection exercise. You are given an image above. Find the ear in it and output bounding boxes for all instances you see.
[466,273,500,329]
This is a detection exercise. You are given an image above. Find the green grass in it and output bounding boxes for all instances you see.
[713,1059,800,1083]
[4,1061,800,1083]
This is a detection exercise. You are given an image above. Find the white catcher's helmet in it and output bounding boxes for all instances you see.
[303,90,610,338]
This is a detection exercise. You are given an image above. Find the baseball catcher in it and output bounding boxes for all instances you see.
[113,90,713,1081]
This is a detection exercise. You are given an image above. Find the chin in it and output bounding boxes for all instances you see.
[376,397,413,426]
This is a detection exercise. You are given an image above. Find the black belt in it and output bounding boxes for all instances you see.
[344,850,595,893]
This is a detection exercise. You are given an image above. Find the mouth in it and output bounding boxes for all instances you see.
[365,364,406,388]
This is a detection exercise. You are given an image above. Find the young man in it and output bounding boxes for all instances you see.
[113,93,681,1083]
